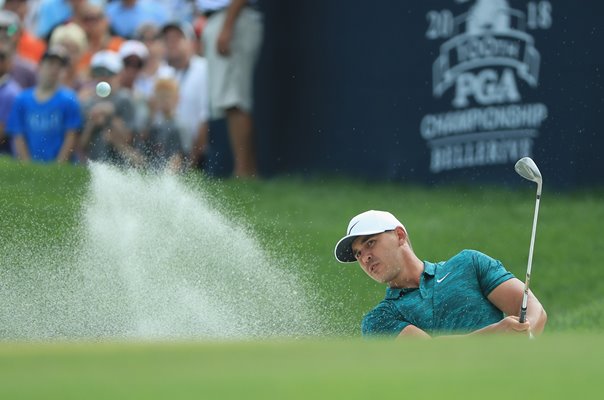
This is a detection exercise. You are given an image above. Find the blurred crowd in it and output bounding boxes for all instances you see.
[0,0,262,177]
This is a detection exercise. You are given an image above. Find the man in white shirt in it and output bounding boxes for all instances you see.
[161,21,209,170]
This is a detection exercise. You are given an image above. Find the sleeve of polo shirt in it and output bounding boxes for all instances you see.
[470,250,515,297]
[361,303,410,336]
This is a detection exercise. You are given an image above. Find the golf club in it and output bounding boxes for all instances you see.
[514,157,542,325]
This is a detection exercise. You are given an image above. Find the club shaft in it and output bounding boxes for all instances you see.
[519,191,541,323]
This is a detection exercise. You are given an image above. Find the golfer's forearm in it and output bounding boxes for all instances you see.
[526,296,547,335]
[434,326,499,338]
[463,324,498,336]
[396,324,431,338]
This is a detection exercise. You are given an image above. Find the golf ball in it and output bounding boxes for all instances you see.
[96,81,111,97]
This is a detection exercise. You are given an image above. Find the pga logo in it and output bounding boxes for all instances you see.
[427,0,552,109]
[454,68,519,108]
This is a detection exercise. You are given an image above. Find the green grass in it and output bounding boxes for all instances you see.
[0,336,602,399]
[1,157,603,398]
[1,156,604,333]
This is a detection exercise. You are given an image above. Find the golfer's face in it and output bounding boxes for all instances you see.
[351,231,401,284]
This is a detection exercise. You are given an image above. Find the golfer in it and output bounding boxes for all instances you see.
[334,210,547,338]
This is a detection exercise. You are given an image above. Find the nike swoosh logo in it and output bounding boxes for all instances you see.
[436,272,451,283]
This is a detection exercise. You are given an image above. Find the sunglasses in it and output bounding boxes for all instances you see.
[140,34,160,42]
[83,14,103,23]
[123,59,144,69]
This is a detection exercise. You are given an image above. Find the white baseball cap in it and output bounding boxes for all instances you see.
[334,210,406,263]
[90,50,123,75]
[118,40,149,61]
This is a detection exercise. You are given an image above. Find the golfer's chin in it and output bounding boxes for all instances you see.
[366,270,386,284]
[370,269,391,284]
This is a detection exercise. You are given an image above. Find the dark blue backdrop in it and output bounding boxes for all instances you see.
[207,0,603,189]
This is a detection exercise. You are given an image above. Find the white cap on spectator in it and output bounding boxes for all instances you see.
[118,40,149,61]
[90,50,123,75]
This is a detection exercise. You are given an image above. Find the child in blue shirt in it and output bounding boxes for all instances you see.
[6,46,82,163]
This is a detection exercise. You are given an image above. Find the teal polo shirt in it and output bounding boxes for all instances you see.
[361,249,515,337]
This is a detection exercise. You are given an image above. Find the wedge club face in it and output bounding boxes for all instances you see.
[515,157,542,185]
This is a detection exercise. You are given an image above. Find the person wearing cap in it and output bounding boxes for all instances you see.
[334,210,547,338]
[160,20,209,171]
[197,0,262,177]
[79,49,143,166]
[118,39,149,96]
[117,40,152,153]
[6,45,82,163]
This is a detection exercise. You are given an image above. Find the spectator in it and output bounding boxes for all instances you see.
[134,22,175,100]
[117,40,148,95]
[0,10,36,88]
[106,0,168,39]
[144,78,185,171]
[76,2,124,74]
[0,40,23,154]
[79,50,143,166]
[6,45,82,163]
[117,40,151,148]
[49,22,88,91]
[160,21,208,170]
[2,0,46,63]
[198,0,263,177]
[35,0,100,41]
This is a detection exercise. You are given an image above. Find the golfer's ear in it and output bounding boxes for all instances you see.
[395,226,407,243]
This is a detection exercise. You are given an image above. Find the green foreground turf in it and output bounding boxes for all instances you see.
[0,335,601,399]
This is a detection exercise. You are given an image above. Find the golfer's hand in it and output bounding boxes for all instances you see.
[494,315,531,335]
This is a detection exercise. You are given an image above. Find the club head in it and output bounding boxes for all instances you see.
[515,157,543,193]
